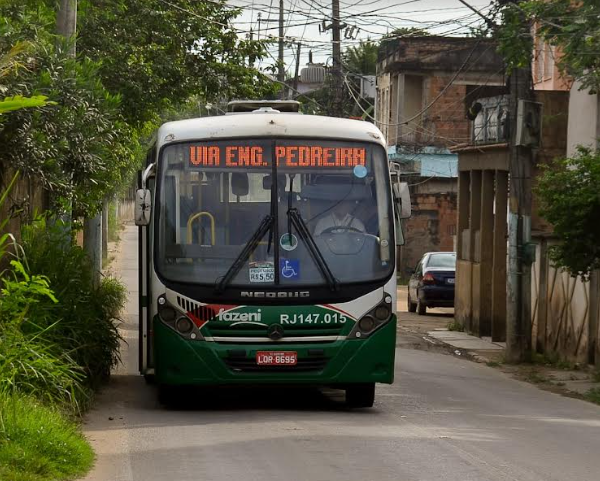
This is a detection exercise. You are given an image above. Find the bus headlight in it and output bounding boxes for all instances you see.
[159,305,177,323]
[176,317,194,334]
[157,295,204,341]
[374,305,391,321]
[347,293,395,339]
[358,316,375,332]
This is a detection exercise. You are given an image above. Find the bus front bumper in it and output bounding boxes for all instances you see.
[153,317,397,386]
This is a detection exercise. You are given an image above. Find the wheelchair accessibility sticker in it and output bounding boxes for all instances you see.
[280,259,300,280]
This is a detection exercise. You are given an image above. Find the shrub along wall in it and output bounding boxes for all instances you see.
[0,207,125,479]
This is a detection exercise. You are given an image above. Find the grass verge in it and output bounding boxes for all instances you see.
[447,320,464,332]
[584,387,600,405]
[0,391,94,481]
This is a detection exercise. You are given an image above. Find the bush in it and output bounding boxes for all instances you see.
[20,217,126,389]
[0,391,94,481]
[0,260,85,410]
[536,147,600,278]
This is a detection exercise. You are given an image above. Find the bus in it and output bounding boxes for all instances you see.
[135,100,411,408]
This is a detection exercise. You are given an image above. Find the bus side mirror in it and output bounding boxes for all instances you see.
[135,189,152,226]
[393,181,411,219]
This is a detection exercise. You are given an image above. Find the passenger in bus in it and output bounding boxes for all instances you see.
[313,199,365,236]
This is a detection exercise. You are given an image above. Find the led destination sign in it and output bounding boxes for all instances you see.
[189,145,367,168]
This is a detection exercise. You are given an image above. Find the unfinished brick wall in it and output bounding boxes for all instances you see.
[422,76,471,146]
[398,191,457,276]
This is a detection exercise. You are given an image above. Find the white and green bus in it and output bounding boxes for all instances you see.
[135,101,411,407]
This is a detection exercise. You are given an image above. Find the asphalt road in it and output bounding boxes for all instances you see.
[83,227,600,481]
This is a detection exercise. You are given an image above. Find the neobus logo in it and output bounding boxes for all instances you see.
[241,291,310,298]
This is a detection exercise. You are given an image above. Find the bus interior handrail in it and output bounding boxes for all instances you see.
[187,211,216,246]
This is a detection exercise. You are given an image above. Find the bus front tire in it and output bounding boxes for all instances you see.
[346,383,375,408]
[158,385,179,407]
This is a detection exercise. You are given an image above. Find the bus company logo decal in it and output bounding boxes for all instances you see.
[240,291,310,298]
[217,307,262,323]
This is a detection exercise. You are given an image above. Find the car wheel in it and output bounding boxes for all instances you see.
[407,292,417,313]
[417,296,426,316]
[346,383,375,408]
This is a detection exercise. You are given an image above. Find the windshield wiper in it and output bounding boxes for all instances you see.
[287,208,338,292]
[215,214,274,294]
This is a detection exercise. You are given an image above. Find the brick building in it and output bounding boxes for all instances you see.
[375,36,505,275]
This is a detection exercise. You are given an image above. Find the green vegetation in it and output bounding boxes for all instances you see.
[108,201,122,243]
[523,370,549,384]
[0,42,54,115]
[0,183,125,479]
[535,147,600,279]
[0,0,275,218]
[0,260,85,408]
[447,320,464,332]
[20,218,126,394]
[584,387,600,406]
[0,391,94,481]
[498,1,600,92]
[531,352,578,370]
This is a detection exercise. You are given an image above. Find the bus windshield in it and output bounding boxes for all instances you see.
[156,138,394,288]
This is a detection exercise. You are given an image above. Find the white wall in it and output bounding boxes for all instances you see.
[566,80,599,156]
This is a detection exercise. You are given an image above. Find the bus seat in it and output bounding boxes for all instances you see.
[231,173,249,197]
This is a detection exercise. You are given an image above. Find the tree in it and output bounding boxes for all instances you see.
[497,0,600,90]
[77,0,276,126]
[0,43,52,114]
[536,148,600,278]
[0,0,276,216]
[496,1,600,278]
[380,27,430,49]
[0,46,137,216]
[344,40,378,76]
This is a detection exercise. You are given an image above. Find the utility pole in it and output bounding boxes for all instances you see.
[57,0,102,286]
[257,13,262,41]
[506,65,534,362]
[292,42,302,97]
[278,0,285,100]
[102,200,109,262]
[331,0,343,117]
[57,0,77,56]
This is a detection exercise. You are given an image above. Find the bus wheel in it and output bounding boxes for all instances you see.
[158,385,179,407]
[144,373,156,385]
[346,383,375,408]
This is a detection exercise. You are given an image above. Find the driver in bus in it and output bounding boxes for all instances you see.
[313,199,365,236]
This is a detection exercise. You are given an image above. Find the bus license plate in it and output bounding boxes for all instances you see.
[256,351,297,366]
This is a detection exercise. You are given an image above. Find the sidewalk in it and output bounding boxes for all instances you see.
[396,286,600,400]
[396,285,504,362]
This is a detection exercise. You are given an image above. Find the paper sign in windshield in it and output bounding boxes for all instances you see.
[189,145,366,169]
[249,262,274,283]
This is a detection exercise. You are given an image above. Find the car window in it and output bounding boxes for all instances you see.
[426,253,456,268]
[415,260,423,275]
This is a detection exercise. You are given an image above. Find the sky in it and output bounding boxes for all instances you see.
[227,0,495,75]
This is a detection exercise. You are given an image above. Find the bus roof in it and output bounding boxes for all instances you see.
[156,111,387,149]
